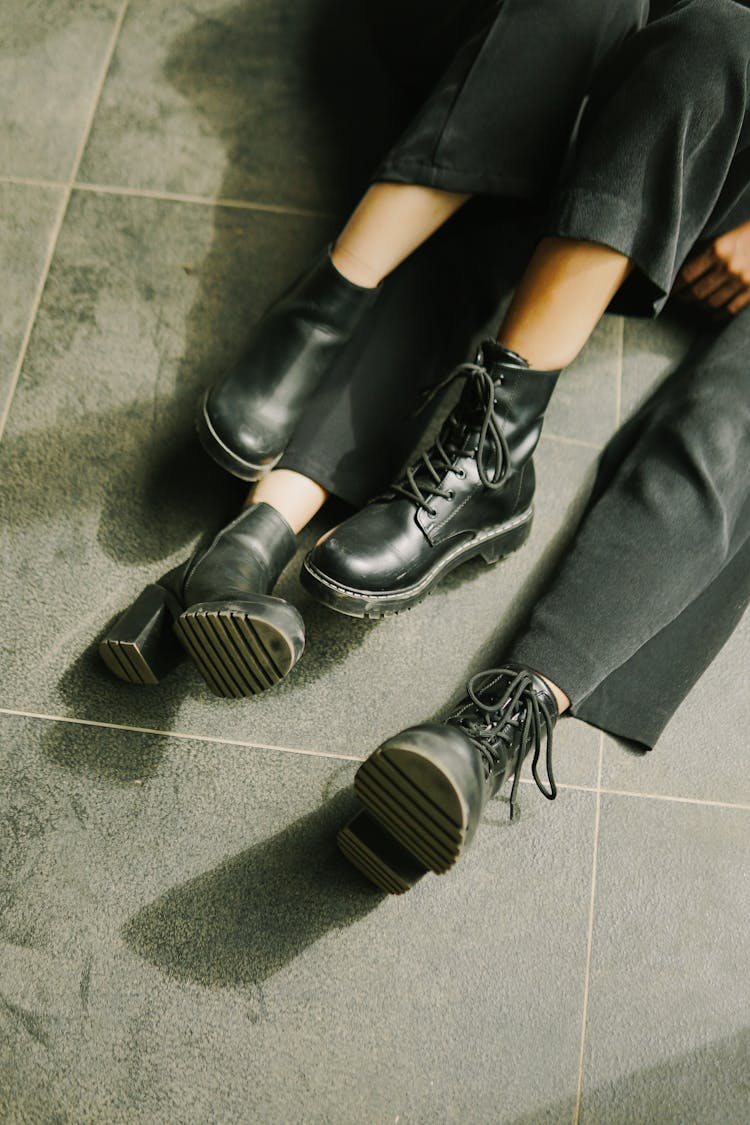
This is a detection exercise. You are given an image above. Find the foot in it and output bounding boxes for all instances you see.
[339,664,558,889]
[99,503,304,697]
[198,247,379,480]
[301,341,560,618]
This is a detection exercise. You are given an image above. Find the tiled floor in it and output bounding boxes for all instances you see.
[1,3,748,1123]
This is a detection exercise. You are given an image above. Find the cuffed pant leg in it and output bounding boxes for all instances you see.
[374,0,649,198]
[508,308,750,748]
[551,0,750,314]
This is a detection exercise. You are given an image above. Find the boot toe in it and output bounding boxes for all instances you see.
[199,388,281,479]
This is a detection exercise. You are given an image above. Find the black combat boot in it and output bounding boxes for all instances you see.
[301,341,560,617]
[338,664,558,891]
[99,503,304,697]
[198,247,380,480]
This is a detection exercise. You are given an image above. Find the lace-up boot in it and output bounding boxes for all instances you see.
[100,503,304,697]
[340,664,558,887]
[198,247,380,480]
[301,340,560,617]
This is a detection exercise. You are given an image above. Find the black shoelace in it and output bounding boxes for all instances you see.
[452,667,557,820]
[388,362,512,515]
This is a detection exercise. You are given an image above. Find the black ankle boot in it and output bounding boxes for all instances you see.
[301,341,560,618]
[340,664,558,889]
[99,503,304,697]
[198,247,379,480]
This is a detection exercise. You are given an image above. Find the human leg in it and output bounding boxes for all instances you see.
[341,303,750,892]
[304,0,750,618]
[198,0,648,482]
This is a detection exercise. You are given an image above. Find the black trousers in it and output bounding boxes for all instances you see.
[280,0,750,748]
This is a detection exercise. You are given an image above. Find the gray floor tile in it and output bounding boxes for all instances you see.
[545,314,622,448]
[621,311,696,423]
[0,182,64,406]
[0,188,601,790]
[0,713,595,1124]
[79,0,402,212]
[601,607,750,806]
[0,0,122,181]
[580,795,750,1124]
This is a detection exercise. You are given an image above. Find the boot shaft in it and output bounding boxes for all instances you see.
[181,502,297,605]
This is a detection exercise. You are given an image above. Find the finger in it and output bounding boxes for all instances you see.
[673,246,716,291]
[690,266,730,301]
[706,278,746,310]
[726,287,750,316]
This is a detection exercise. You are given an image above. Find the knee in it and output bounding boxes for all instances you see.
[661,0,750,73]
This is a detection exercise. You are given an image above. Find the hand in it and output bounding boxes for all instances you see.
[673,219,750,317]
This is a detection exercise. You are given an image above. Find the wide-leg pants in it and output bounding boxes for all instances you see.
[279,0,750,748]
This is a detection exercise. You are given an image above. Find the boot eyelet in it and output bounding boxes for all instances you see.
[447,490,455,500]
[454,469,466,479]
[428,508,437,518]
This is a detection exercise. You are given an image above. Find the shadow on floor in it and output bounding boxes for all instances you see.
[122,785,384,987]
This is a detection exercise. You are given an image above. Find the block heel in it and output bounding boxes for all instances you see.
[99,583,184,685]
[337,808,428,895]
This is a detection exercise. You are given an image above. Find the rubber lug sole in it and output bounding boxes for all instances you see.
[196,391,281,482]
[337,809,427,895]
[173,598,304,698]
[301,508,533,620]
[354,747,470,874]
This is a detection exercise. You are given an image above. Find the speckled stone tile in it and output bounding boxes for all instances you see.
[0,182,64,406]
[544,313,622,448]
[0,713,596,1124]
[79,0,402,212]
[0,188,602,790]
[579,795,750,1124]
[0,0,122,180]
[601,607,750,806]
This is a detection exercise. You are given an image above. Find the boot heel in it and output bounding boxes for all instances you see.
[99,584,184,685]
[338,809,428,895]
[480,511,533,565]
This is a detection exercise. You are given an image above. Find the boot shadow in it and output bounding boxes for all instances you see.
[122,786,384,988]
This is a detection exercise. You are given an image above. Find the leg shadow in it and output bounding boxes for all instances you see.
[122,786,384,987]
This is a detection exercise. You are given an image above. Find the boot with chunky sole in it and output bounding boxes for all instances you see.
[301,340,560,618]
[99,503,304,697]
[198,247,379,480]
[338,664,558,889]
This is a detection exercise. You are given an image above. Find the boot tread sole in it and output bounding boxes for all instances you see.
[355,749,468,874]
[174,608,293,698]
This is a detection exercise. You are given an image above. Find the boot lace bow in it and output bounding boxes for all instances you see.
[387,361,512,515]
[452,666,557,819]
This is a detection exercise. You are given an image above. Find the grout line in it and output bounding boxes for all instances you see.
[0,174,67,191]
[0,186,68,442]
[574,734,604,1124]
[73,181,339,221]
[516,773,750,812]
[597,785,750,812]
[0,1,129,445]
[541,431,601,452]
[2,704,747,810]
[615,315,624,427]
[0,707,359,763]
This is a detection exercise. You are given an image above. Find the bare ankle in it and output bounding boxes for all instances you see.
[539,674,571,715]
[330,244,382,289]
